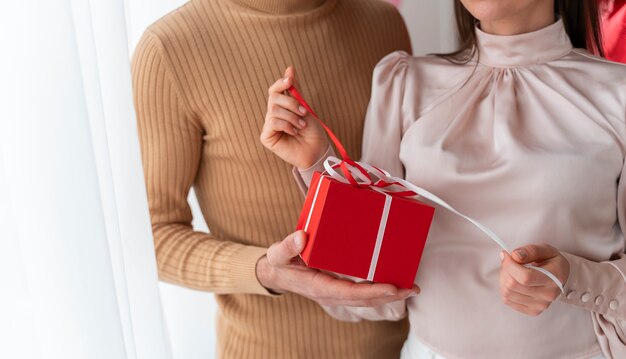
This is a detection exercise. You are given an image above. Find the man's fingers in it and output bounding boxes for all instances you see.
[266,231,307,266]
[357,287,419,307]
[310,272,392,299]
[305,273,418,307]
[512,244,559,264]
[502,252,545,286]
[321,286,417,307]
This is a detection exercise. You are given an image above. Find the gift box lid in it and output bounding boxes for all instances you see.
[297,172,435,288]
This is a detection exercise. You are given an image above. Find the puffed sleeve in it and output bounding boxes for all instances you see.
[360,51,412,178]
[557,138,626,357]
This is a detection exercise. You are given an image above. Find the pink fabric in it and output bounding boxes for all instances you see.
[304,19,626,359]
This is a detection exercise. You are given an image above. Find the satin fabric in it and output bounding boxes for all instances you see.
[355,20,626,359]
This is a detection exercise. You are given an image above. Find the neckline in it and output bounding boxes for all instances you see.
[475,19,573,67]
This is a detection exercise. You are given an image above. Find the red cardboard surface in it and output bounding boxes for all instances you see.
[297,172,435,288]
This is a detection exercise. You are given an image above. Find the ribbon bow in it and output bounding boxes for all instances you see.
[288,86,564,293]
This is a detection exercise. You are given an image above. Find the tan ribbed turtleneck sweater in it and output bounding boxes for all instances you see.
[131,0,411,357]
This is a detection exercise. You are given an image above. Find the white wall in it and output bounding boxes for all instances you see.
[402,1,457,55]
[126,1,456,358]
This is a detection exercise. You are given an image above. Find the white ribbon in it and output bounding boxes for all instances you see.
[322,156,565,293]
[367,192,392,281]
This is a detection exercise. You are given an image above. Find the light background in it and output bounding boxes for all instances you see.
[126,1,456,358]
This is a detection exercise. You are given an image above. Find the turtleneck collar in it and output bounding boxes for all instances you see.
[228,0,328,14]
[475,19,573,67]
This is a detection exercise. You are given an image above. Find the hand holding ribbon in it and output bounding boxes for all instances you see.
[499,244,570,316]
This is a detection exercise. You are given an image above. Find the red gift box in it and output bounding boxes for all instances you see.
[296,171,435,289]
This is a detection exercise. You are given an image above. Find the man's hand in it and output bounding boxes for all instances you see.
[499,244,569,316]
[256,230,419,307]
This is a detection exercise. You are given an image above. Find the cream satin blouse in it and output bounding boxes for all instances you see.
[302,20,626,359]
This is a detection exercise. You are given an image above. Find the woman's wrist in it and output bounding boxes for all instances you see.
[297,143,333,172]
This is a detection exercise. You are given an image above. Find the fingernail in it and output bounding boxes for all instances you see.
[283,77,290,83]
[293,233,304,250]
[299,106,307,115]
[298,119,306,128]
[408,292,418,298]
[500,251,504,261]
[385,290,397,296]
[514,249,528,261]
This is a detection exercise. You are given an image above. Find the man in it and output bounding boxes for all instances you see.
[132,0,414,357]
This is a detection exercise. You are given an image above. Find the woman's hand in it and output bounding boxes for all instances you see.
[499,244,570,316]
[260,67,329,169]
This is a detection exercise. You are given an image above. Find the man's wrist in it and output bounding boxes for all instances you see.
[256,255,284,295]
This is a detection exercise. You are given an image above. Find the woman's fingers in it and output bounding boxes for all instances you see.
[262,102,305,138]
[269,107,307,130]
[501,296,533,315]
[260,118,299,143]
[268,93,307,117]
[301,272,418,307]
[268,75,293,95]
[267,118,299,137]
[501,289,551,316]
[268,66,297,96]
[500,270,559,302]
[501,252,545,287]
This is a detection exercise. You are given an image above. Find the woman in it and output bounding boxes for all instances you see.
[261,0,626,358]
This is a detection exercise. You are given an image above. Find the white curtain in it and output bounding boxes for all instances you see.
[0,1,171,359]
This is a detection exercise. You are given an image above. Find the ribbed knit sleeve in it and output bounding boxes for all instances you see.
[132,30,272,295]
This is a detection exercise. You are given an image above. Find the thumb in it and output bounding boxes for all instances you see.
[267,230,307,266]
[512,244,559,264]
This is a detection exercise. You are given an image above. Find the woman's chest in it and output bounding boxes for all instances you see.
[398,92,624,211]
